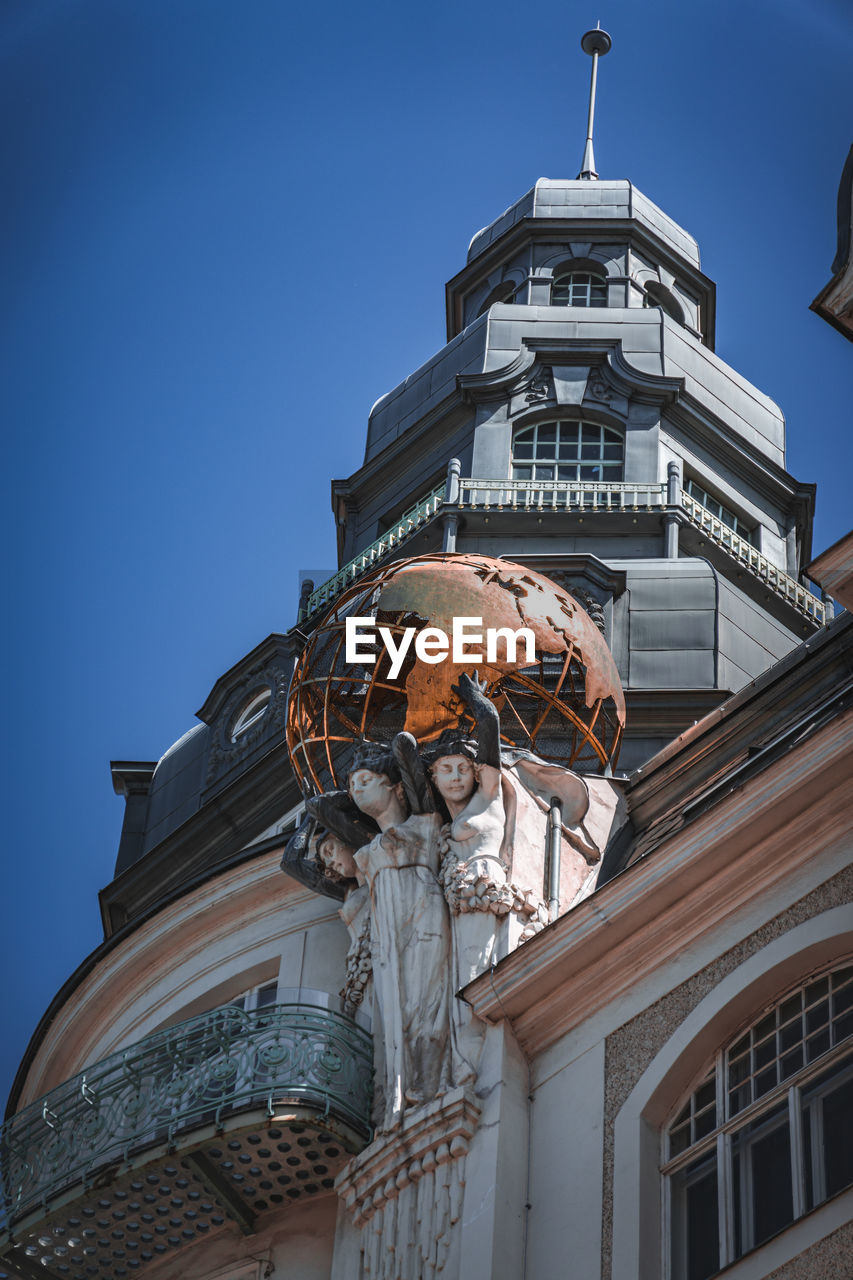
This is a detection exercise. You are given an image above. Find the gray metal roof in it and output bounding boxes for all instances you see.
[467,179,701,268]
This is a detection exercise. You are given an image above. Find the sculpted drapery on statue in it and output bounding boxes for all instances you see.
[282,553,628,1133]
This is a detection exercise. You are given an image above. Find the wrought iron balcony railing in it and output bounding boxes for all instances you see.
[680,489,826,624]
[0,1003,372,1232]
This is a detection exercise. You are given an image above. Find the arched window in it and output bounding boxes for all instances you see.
[551,268,607,307]
[477,281,517,316]
[511,420,623,483]
[643,279,685,324]
[665,962,853,1280]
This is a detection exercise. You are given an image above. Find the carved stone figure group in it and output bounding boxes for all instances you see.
[284,675,597,1131]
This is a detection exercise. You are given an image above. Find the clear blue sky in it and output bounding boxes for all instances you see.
[1,0,850,1108]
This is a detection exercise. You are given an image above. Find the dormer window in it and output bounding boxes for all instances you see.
[552,269,607,307]
[477,282,517,316]
[643,280,685,324]
[230,687,272,743]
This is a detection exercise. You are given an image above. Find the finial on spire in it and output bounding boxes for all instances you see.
[578,24,612,180]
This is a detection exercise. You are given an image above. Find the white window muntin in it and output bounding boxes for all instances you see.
[511,420,623,483]
[663,963,853,1276]
[552,270,607,307]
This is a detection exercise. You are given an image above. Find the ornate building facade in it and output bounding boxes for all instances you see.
[2,90,851,1280]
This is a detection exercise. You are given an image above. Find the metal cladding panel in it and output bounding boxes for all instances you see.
[630,608,716,652]
[622,563,716,611]
[719,613,800,677]
[661,323,786,463]
[718,582,803,658]
[365,323,487,460]
[718,653,752,693]
[629,647,715,688]
[141,723,208,856]
[466,186,536,261]
[466,180,701,268]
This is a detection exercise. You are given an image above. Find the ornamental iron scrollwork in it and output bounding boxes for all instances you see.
[0,1003,372,1230]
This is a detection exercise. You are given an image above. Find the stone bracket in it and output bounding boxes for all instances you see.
[336,1087,481,1227]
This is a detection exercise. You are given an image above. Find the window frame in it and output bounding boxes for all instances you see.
[551,267,608,308]
[510,419,624,485]
[662,962,853,1279]
[230,687,272,743]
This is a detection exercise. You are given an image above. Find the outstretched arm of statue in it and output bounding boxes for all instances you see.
[305,791,378,850]
[391,731,437,814]
[453,672,501,770]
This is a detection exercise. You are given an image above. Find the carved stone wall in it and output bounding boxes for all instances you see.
[336,1088,480,1280]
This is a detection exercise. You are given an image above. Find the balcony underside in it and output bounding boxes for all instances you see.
[0,1105,358,1280]
[0,1004,373,1280]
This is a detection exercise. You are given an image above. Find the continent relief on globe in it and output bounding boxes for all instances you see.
[376,555,625,741]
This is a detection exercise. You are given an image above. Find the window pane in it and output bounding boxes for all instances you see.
[537,442,556,459]
[671,1152,719,1280]
[731,1104,793,1255]
[802,1054,853,1211]
[538,424,556,442]
[514,441,533,460]
[512,465,531,480]
[807,1000,829,1035]
[535,465,554,481]
[807,1028,831,1062]
[557,465,578,481]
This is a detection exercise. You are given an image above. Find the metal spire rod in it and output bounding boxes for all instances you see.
[578,24,612,180]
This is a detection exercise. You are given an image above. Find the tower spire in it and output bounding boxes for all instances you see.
[578,24,612,180]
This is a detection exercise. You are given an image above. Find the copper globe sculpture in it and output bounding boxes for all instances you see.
[286,553,626,795]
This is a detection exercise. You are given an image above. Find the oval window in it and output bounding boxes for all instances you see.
[230,688,272,743]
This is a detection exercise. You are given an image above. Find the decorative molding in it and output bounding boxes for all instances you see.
[204,661,290,790]
[462,706,853,1057]
[336,1088,480,1278]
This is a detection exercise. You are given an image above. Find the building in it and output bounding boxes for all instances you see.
[2,42,850,1280]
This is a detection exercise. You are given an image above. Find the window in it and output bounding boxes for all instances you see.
[685,478,754,544]
[665,963,853,1279]
[643,280,685,324]
[511,421,624,483]
[230,687,272,743]
[228,981,278,1014]
[551,269,607,307]
[477,281,517,316]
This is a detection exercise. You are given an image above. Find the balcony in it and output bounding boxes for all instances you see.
[0,1004,372,1280]
[680,489,826,624]
[300,473,826,627]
